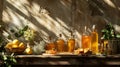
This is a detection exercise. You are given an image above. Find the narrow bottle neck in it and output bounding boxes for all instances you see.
[48,36,53,43]
[69,33,75,40]
[58,34,62,39]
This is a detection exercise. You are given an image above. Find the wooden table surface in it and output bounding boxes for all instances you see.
[1,54,120,67]
[13,54,120,66]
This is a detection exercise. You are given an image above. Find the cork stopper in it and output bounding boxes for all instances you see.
[59,34,62,37]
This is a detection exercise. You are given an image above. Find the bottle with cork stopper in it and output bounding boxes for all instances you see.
[67,31,75,53]
[56,34,65,52]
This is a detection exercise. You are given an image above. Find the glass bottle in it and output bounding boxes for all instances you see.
[67,31,75,52]
[82,26,91,50]
[91,25,98,54]
[45,36,55,50]
[56,34,65,52]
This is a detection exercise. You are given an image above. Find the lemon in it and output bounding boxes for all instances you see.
[5,43,13,51]
[5,43,12,49]
[19,42,26,49]
[12,39,20,45]
[25,47,33,54]
[12,44,18,48]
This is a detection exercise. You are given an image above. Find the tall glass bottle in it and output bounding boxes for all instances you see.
[91,25,98,54]
[67,31,75,52]
[56,34,65,52]
[82,26,91,50]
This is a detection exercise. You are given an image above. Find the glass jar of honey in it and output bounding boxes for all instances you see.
[67,31,75,52]
[82,35,91,50]
[56,34,65,52]
[45,36,56,50]
[82,26,91,50]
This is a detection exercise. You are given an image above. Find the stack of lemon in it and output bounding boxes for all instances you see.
[5,39,26,53]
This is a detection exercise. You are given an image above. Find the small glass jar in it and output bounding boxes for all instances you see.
[56,34,65,52]
[45,36,56,50]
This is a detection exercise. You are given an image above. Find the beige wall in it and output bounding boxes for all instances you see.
[75,0,120,42]
[1,0,120,47]
[0,0,3,37]
[0,0,3,24]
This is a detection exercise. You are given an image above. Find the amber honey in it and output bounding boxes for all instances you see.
[45,42,55,50]
[56,34,65,52]
[91,31,98,54]
[45,36,56,50]
[56,39,65,52]
[82,35,91,50]
[67,39,75,52]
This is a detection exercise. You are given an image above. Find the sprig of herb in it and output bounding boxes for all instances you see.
[101,23,120,40]
[0,52,17,67]
[14,25,28,38]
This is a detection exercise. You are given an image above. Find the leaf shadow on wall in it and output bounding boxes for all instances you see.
[2,0,75,44]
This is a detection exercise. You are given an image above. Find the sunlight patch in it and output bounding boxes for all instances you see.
[103,0,116,8]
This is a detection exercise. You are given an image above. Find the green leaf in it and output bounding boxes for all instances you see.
[3,55,7,60]
[14,32,23,38]
[14,33,19,37]
[116,34,120,38]
[22,25,28,31]
[10,29,15,33]
[101,29,107,32]
[12,58,17,63]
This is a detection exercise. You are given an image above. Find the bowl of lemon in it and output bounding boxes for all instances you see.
[5,39,26,54]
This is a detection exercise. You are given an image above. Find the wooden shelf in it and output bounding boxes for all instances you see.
[14,54,120,66]
[1,54,120,67]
